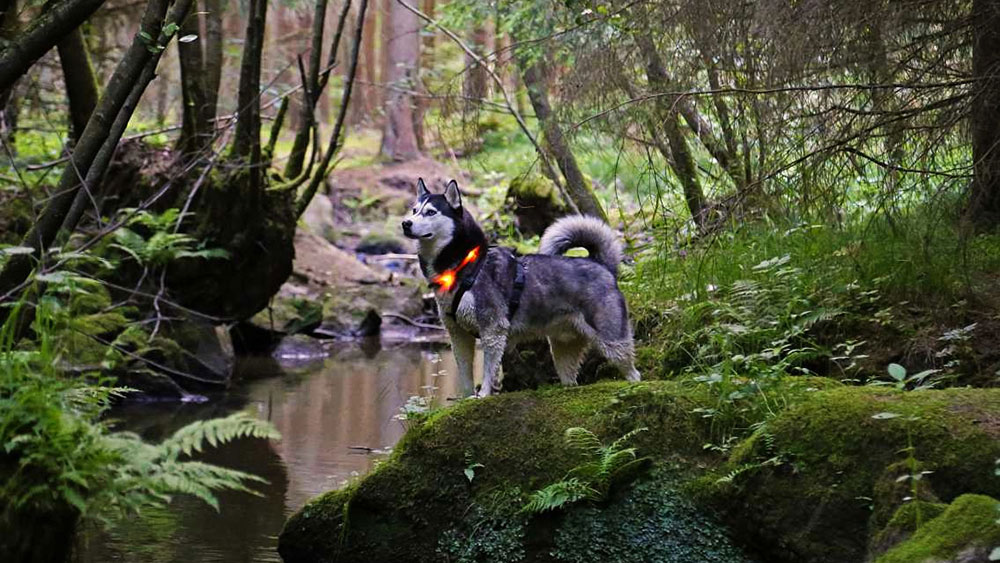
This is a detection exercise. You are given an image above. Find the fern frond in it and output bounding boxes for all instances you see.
[157,413,279,461]
[564,427,602,454]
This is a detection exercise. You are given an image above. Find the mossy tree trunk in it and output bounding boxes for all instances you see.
[0,0,191,317]
[520,56,607,221]
[57,27,99,141]
[230,0,267,186]
[176,0,218,158]
[968,0,1000,228]
[0,0,107,93]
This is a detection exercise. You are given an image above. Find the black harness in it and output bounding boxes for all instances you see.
[444,247,525,321]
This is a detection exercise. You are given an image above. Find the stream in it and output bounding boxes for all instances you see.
[77,341,482,563]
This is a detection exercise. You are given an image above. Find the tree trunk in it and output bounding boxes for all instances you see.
[203,0,223,118]
[463,25,488,109]
[177,0,223,157]
[0,0,107,93]
[379,0,420,161]
[520,59,606,221]
[57,28,99,142]
[968,0,1000,227]
[636,33,707,228]
[230,0,267,192]
[285,0,329,179]
[347,0,376,125]
[0,0,190,309]
[0,0,19,146]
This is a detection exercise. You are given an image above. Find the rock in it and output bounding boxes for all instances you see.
[504,174,567,236]
[356,232,406,255]
[353,309,382,337]
[278,380,804,563]
[159,320,235,386]
[300,194,338,243]
[279,381,1000,563]
[706,387,1000,563]
[876,494,1000,563]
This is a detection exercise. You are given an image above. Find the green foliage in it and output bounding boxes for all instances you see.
[0,303,279,540]
[523,426,648,513]
[111,209,229,268]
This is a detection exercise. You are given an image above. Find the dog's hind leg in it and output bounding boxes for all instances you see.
[479,329,508,397]
[548,336,589,386]
[596,338,641,382]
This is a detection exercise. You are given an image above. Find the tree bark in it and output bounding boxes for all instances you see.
[379,0,420,161]
[463,25,488,109]
[230,0,267,193]
[968,0,1000,227]
[285,0,330,178]
[0,0,188,307]
[0,0,107,93]
[177,0,223,157]
[295,0,367,217]
[0,0,19,145]
[520,59,606,221]
[636,33,707,228]
[57,28,99,142]
[203,0,223,117]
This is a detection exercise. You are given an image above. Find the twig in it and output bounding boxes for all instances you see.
[382,311,445,330]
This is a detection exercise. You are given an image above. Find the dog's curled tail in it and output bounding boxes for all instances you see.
[538,215,624,275]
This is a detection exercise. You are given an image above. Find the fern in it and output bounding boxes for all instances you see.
[522,427,649,514]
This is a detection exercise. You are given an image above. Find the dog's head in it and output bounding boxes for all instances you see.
[401,178,463,243]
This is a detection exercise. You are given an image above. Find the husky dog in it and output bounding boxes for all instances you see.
[402,178,640,396]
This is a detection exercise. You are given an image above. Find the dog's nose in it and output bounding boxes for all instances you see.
[402,220,412,229]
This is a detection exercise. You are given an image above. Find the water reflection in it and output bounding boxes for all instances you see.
[78,343,478,563]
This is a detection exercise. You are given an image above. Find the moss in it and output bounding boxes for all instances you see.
[869,500,947,557]
[549,469,757,563]
[281,383,1000,563]
[713,387,1000,563]
[876,494,1000,563]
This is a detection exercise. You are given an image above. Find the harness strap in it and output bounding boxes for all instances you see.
[508,258,526,321]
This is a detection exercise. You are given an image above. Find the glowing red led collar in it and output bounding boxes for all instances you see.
[431,246,481,292]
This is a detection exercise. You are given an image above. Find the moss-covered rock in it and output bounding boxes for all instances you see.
[869,500,948,558]
[709,387,1000,562]
[280,382,1000,563]
[505,175,567,236]
[876,494,1000,563]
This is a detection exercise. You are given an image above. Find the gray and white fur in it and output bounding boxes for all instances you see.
[402,178,640,397]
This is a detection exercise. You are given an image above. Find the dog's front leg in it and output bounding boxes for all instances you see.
[444,320,476,396]
[478,329,507,397]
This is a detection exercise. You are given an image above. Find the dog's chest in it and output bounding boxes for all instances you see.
[436,291,478,333]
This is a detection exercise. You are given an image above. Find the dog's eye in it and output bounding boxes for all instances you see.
[411,208,417,214]
[425,209,437,217]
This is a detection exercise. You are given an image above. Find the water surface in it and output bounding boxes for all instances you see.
[78,342,479,563]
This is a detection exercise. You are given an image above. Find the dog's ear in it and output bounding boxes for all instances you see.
[444,180,462,210]
[416,178,430,199]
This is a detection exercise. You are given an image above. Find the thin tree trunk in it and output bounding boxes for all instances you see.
[379,0,420,161]
[203,0,223,118]
[968,0,1000,227]
[295,0,367,217]
[463,25,488,110]
[520,59,605,220]
[0,0,19,145]
[636,33,707,228]
[0,0,191,309]
[0,0,107,92]
[57,28,99,142]
[285,0,329,178]
[230,0,267,193]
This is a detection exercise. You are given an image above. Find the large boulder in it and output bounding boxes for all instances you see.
[876,494,1000,563]
[279,380,1000,563]
[705,387,1000,562]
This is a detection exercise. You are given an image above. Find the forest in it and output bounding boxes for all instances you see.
[1,0,1000,561]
